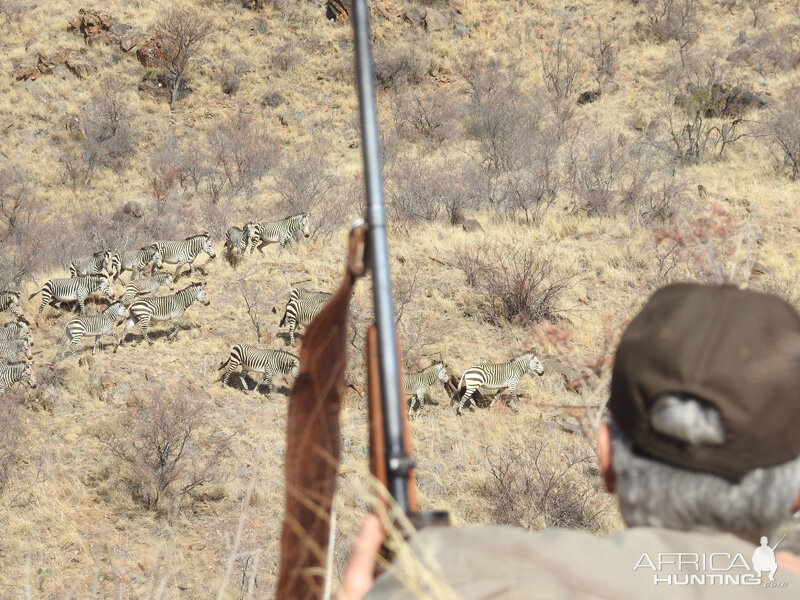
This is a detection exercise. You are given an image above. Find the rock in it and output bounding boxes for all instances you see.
[261,92,286,107]
[122,201,145,218]
[68,8,114,45]
[577,90,600,105]
[65,56,92,79]
[451,207,466,225]
[14,52,71,81]
[108,23,132,37]
[425,9,449,31]
[326,0,351,22]
[462,219,484,233]
[136,39,167,68]
[120,31,146,52]
[403,11,423,26]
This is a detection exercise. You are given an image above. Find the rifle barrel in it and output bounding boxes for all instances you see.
[352,0,412,512]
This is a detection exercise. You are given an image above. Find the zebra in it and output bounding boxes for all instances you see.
[155,233,216,279]
[225,221,258,267]
[120,273,174,306]
[59,302,129,358]
[251,213,310,257]
[456,353,545,415]
[404,361,449,418]
[0,291,22,317]
[0,337,31,361]
[69,250,112,278]
[113,245,164,281]
[279,288,331,347]
[219,344,299,395]
[0,361,37,393]
[29,275,114,316]
[123,282,209,344]
[0,319,31,342]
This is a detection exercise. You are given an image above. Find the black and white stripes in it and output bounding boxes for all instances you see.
[60,302,129,357]
[0,361,37,392]
[251,213,310,257]
[456,353,545,415]
[155,233,216,279]
[279,288,331,347]
[219,344,299,395]
[29,275,114,315]
[404,362,449,418]
[124,282,209,344]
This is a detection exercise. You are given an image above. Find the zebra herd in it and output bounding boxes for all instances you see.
[3,209,549,416]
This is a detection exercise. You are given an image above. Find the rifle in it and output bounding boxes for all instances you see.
[276,2,447,598]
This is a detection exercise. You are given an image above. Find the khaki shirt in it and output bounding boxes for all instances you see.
[367,526,800,599]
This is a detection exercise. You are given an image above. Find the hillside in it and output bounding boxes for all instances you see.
[2,0,800,597]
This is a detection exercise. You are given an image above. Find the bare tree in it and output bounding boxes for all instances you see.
[538,20,586,100]
[152,8,214,109]
[643,0,702,59]
[237,279,265,343]
[763,88,800,180]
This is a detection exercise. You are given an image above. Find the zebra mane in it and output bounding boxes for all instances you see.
[1,290,20,297]
[184,233,209,241]
[284,213,306,222]
[5,360,28,368]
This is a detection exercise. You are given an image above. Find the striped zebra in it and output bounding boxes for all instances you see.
[404,362,449,418]
[113,245,164,281]
[0,291,22,317]
[123,282,209,344]
[251,213,310,257]
[219,344,299,395]
[69,250,112,278]
[29,275,114,316]
[0,319,30,342]
[225,221,258,267]
[155,233,216,279]
[279,288,331,347]
[0,337,31,361]
[59,302,129,358]
[0,361,37,393]
[456,353,545,415]
[120,273,174,306]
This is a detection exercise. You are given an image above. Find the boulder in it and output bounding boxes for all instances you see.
[122,201,145,218]
[65,56,92,79]
[462,219,484,233]
[326,0,351,22]
[425,9,449,31]
[120,31,146,52]
[136,39,167,68]
[68,8,114,45]
[577,90,600,105]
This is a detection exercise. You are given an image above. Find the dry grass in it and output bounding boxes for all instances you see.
[2,0,800,597]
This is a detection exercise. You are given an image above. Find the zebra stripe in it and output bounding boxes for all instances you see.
[457,353,545,415]
[123,282,209,344]
[225,222,258,267]
[0,337,31,361]
[69,251,112,278]
[60,302,129,357]
[0,320,30,342]
[219,344,299,395]
[279,288,330,347]
[121,273,174,306]
[0,291,22,317]
[0,361,37,393]
[29,275,114,315]
[404,361,448,418]
[251,213,310,257]
[114,245,163,281]
[155,234,216,279]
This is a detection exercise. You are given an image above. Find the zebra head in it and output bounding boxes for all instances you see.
[435,362,449,383]
[101,250,113,274]
[151,245,163,270]
[20,338,32,360]
[22,362,37,389]
[194,282,210,306]
[300,213,310,238]
[245,221,258,243]
[290,357,300,378]
[164,274,175,290]
[529,355,545,376]
[99,277,115,299]
[107,301,129,322]
[202,234,216,259]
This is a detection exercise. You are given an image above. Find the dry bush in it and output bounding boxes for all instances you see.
[0,171,48,285]
[373,32,431,90]
[729,10,800,76]
[0,166,33,242]
[453,241,574,325]
[152,8,214,108]
[237,279,265,343]
[585,21,619,92]
[60,86,137,190]
[537,18,587,100]
[762,88,800,180]
[566,131,628,217]
[0,393,25,498]
[0,0,29,22]
[643,0,702,55]
[499,130,561,224]
[391,85,460,147]
[94,391,232,512]
[480,432,611,532]
[619,145,687,227]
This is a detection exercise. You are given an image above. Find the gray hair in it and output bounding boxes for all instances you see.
[611,395,800,544]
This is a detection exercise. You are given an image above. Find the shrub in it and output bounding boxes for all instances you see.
[643,0,702,55]
[0,394,24,498]
[453,241,573,324]
[763,88,800,180]
[538,19,587,100]
[566,131,628,217]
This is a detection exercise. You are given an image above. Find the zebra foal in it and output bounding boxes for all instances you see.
[70,250,112,278]
[251,213,310,257]
[456,353,545,415]
[120,273,174,306]
[123,282,209,344]
[59,302,129,357]
[29,275,114,316]
[225,221,258,267]
[0,291,22,317]
[0,361,37,393]
[155,233,216,280]
[0,337,31,361]
[113,245,163,281]
[404,362,449,418]
[279,288,331,347]
[219,345,299,395]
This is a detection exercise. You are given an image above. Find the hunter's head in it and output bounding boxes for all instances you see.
[598,284,800,544]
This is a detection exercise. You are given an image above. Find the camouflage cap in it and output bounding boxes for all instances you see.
[609,283,800,481]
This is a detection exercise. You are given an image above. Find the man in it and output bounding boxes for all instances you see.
[339,283,800,598]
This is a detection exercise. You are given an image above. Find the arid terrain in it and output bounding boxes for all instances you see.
[2,0,800,597]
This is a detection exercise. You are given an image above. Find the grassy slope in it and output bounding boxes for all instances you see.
[2,0,800,597]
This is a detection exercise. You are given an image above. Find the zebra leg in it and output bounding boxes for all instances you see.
[509,383,520,413]
[173,262,184,280]
[111,333,120,353]
[255,372,268,395]
[77,291,87,314]
[239,373,250,391]
[289,321,296,347]
[278,240,286,257]
[168,318,180,340]
[408,395,416,418]
[92,336,100,355]
[68,334,80,356]
[458,387,476,416]
[140,316,152,344]
[418,393,426,417]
